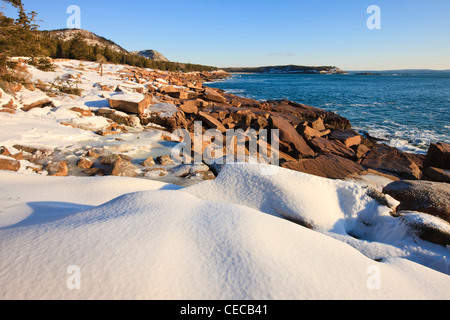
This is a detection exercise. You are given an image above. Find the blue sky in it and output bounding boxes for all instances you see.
[4,0,450,70]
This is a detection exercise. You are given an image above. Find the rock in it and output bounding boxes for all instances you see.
[46,161,68,177]
[202,87,227,104]
[187,170,216,181]
[354,144,371,159]
[87,150,101,158]
[267,100,352,130]
[197,111,227,133]
[424,167,450,183]
[9,152,24,160]
[160,85,187,94]
[108,94,152,114]
[308,137,356,159]
[21,98,53,112]
[190,163,210,173]
[179,100,199,114]
[77,158,94,169]
[424,142,450,170]
[171,164,192,178]
[157,155,175,166]
[271,116,316,158]
[0,109,15,114]
[2,99,15,110]
[281,154,366,180]
[0,146,11,156]
[329,129,362,148]
[98,109,141,127]
[300,125,327,140]
[70,107,93,117]
[0,158,20,172]
[111,157,139,177]
[361,144,423,180]
[383,180,450,223]
[168,91,189,100]
[141,156,155,167]
[310,118,326,131]
[100,154,131,165]
[165,111,189,131]
[143,168,167,177]
[82,167,105,176]
[400,211,450,246]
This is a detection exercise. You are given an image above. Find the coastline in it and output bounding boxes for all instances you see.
[207,72,450,154]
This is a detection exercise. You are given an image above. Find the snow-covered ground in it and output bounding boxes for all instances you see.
[0,165,449,300]
[0,59,449,300]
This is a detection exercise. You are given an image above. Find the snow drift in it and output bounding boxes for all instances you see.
[0,165,449,300]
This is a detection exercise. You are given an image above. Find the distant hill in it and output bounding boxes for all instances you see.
[223,65,347,74]
[133,50,169,62]
[41,29,128,54]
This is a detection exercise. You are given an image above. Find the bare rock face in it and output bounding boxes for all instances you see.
[424,167,450,183]
[424,142,450,170]
[270,116,315,158]
[202,87,227,104]
[361,144,423,180]
[197,111,226,133]
[281,154,366,180]
[308,137,356,160]
[329,129,362,148]
[383,180,450,223]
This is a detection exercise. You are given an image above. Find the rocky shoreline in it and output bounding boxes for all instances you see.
[0,58,449,245]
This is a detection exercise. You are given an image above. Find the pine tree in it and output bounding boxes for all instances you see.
[55,40,64,58]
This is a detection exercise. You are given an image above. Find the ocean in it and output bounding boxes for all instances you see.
[206,73,450,153]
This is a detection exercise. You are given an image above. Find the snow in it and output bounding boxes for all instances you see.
[0,59,449,300]
[0,164,449,300]
[108,93,146,103]
[186,163,450,275]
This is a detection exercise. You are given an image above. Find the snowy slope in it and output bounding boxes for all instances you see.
[186,163,450,275]
[0,166,449,300]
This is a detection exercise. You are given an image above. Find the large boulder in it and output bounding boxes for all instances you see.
[400,211,450,246]
[270,116,316,158]
[424,167,450,183]
[329,129,362,148]
[383,180,450,223]
[308,137,356,159]
[108,94,152,115]
[202,87,227,104]
[198,111,227,133]
[424,142,450,170]
[0,158,20,172]
[46,161,68,177]
[110,157,139,177]
[361,144,423,179]
[281,154,366,180]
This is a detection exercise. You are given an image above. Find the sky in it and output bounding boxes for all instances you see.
[3,0,450,70]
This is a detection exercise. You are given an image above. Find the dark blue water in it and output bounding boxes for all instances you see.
[207,73,450,153]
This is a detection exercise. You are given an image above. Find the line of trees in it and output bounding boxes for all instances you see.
[0,0,218,76]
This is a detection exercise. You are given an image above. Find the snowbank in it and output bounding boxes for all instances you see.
[0,167,449,300]
[186,163,450,275]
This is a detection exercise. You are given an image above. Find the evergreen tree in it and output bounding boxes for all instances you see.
[55,40,64,58]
